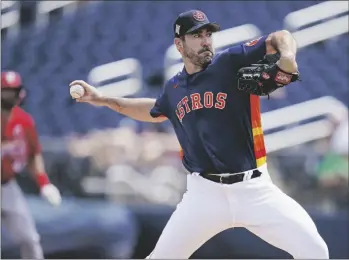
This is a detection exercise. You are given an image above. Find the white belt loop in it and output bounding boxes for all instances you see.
[248,170,254,180]
[243,170,253,181]
[243,172,248,181]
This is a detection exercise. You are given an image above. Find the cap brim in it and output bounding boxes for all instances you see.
[186,22,220,34]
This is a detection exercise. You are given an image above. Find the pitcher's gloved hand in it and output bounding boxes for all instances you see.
[237,53,300,96]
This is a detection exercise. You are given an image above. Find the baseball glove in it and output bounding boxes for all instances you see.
[237,53,300,97]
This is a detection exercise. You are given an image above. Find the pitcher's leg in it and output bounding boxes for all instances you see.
[243,181,328,259]
[1,180,44,259]
[147,175,232,259]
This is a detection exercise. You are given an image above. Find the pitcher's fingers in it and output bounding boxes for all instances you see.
[76,95,93,102]
[69,80,86,87]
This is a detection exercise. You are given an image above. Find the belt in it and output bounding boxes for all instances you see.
[200,169,262,184]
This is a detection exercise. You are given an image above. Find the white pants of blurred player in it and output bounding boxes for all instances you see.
[147,164,329,259]
[1,179,44,259]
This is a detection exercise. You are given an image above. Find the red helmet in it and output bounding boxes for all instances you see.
[1,71,26,103]
[1,71,23,88]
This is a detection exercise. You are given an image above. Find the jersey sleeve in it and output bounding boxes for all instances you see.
[25,118,42,155]
[150,85,170,119]
[224,35,268,67]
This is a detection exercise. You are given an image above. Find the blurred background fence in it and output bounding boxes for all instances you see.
[1,1,348,258]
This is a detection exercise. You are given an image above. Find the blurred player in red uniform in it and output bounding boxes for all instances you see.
[1,71,62,259]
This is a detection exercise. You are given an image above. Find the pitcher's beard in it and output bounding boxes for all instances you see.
[185,53,213,69]
[201,55,212,67]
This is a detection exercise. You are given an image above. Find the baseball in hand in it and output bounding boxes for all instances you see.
[70,84,85,99]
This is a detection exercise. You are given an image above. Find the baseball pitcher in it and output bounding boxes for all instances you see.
[1,71,62,259]
[69,10,329,259]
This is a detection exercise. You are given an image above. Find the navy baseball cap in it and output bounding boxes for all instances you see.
[174,10,220,38]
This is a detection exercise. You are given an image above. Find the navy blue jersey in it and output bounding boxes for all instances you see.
[150,35,268,174]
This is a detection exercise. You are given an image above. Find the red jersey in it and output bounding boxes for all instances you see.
[1,106,41,184]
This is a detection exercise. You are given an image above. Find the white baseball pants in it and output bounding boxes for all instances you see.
[147,164,329,259]
[1,179,44,259]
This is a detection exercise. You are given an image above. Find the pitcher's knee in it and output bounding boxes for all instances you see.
[295,235,329,259]
[313,238,329,259]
